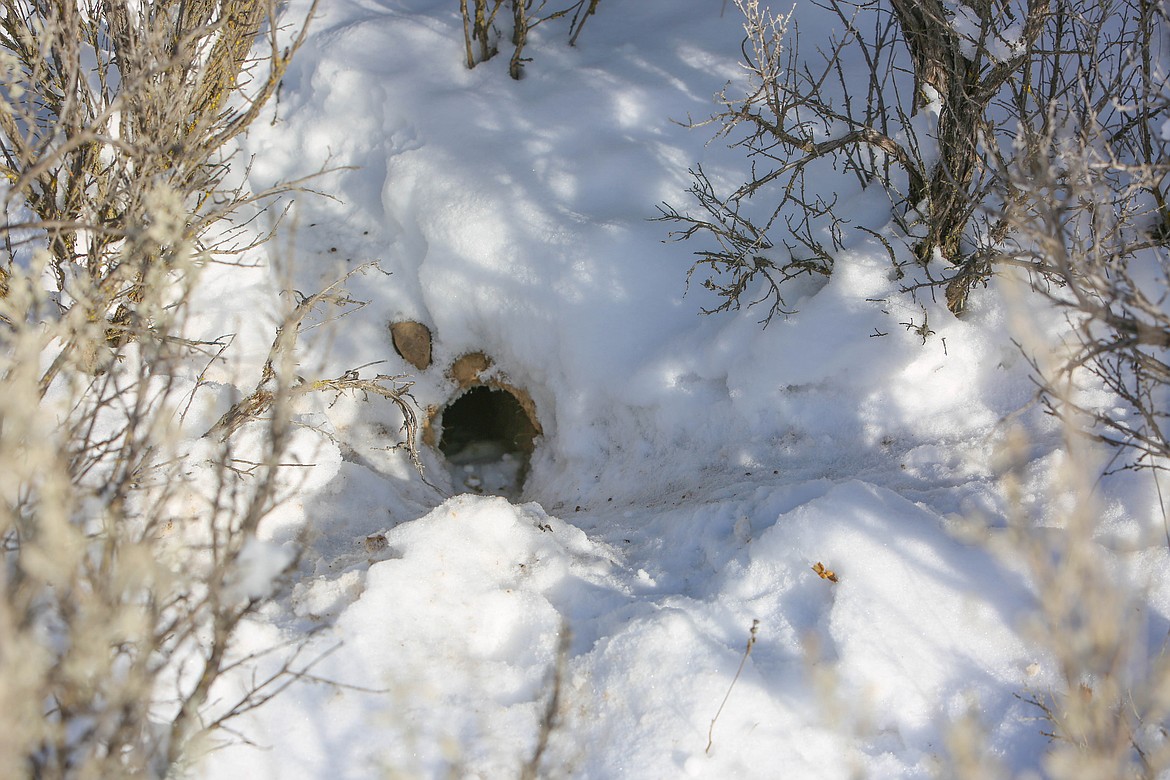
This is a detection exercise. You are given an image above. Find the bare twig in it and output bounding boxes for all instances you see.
[706,619,759,755]
[521,622,571,780]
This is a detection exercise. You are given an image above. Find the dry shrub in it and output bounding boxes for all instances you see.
[0,2,418,777]
[661,0,1166,320]
[460,0,603,78]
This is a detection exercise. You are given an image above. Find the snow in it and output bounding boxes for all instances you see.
[945,2,1025,63]
[182,0,1165,777]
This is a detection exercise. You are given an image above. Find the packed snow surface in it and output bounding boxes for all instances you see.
[191,1,1169,777]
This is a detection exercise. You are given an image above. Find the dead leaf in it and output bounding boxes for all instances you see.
[811,561,838,583]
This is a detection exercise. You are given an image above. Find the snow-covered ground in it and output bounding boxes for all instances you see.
[189,1,1170,777]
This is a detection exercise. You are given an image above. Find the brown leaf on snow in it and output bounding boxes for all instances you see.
[811,561,838,583]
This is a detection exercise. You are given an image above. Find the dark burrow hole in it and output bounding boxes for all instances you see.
[438,385,538,496]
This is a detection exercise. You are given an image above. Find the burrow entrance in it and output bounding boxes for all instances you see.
[424,352,542,498]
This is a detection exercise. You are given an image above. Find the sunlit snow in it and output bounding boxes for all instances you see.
[186,1,1168,777]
